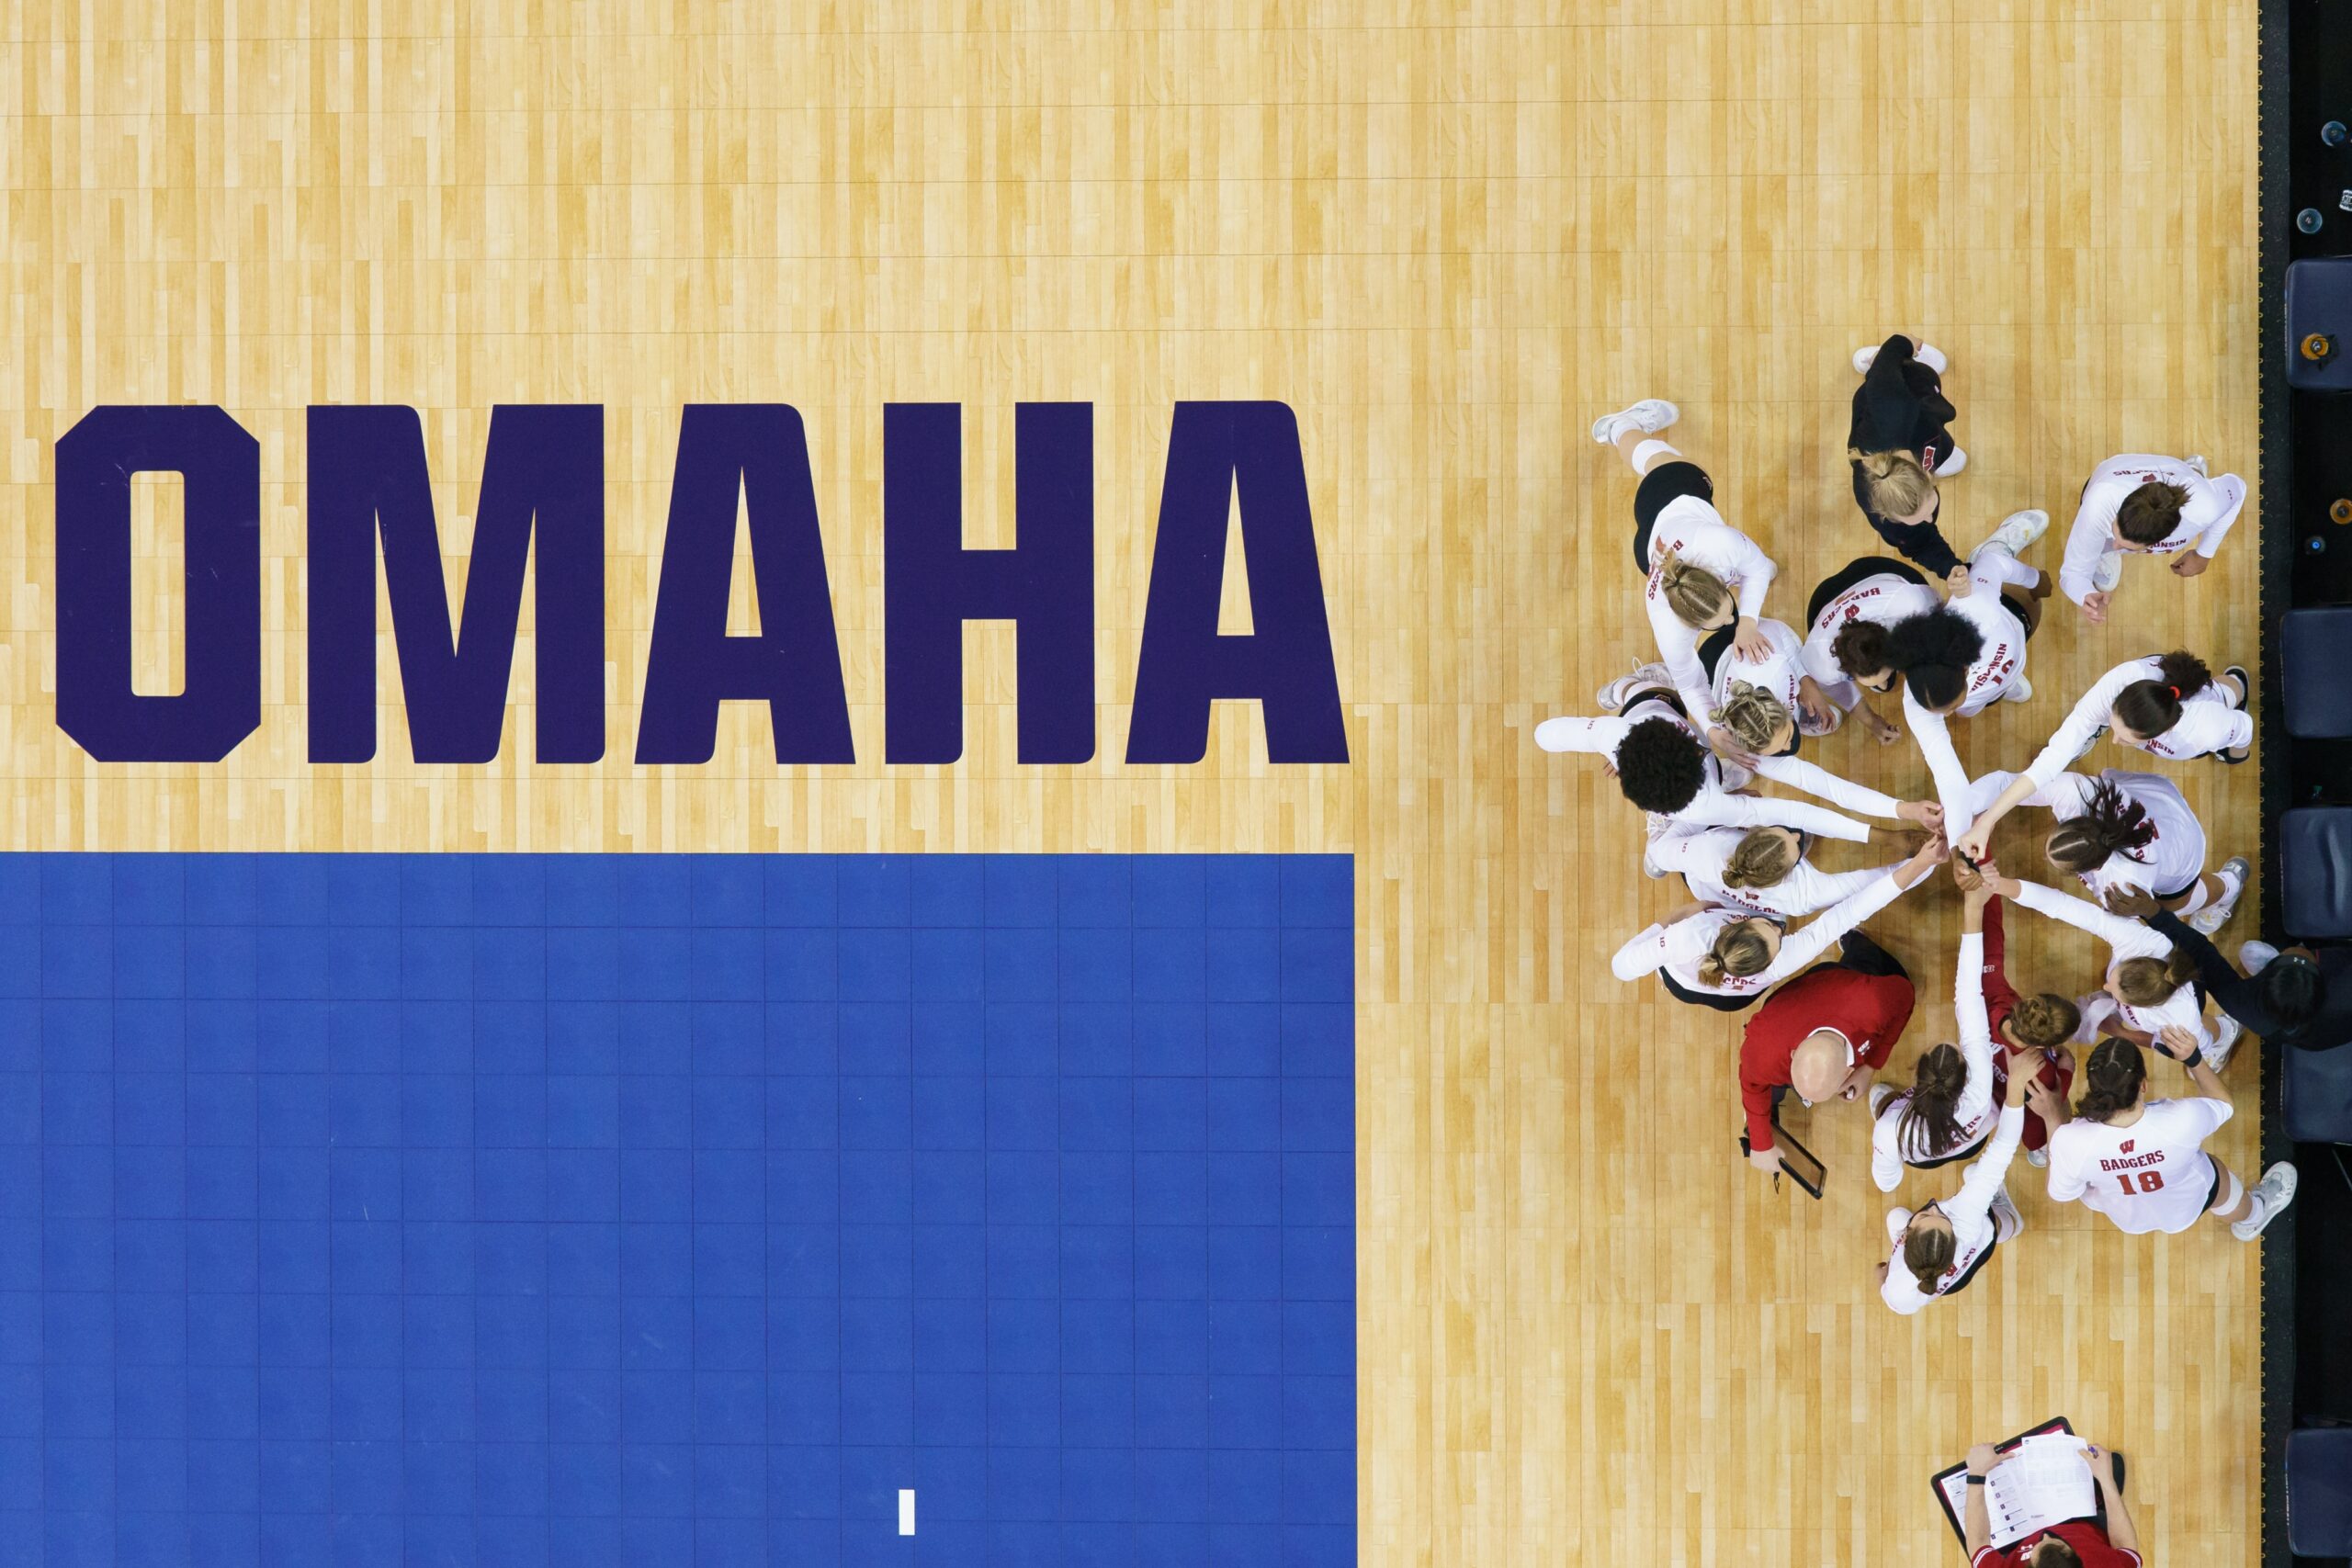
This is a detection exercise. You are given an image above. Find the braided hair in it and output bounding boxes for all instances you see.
[1902,1222,1957,1293]
[2075,1039,2147,1123]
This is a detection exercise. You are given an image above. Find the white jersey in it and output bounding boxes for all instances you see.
[1944,550,2032,716]
[1533,697,1903,843]
[1801,570,1939,704]
[2058,454,2248,605]
[2009,880,2214,1054]
[1707,617,1832,738]
[1880,1106,2026,1314]
[1643,497,1779,721]
[2046,1096,2231,1235]
[2025,657,2252,787]
[1611,863,1911,999]
[1871,931,1998,1190]
[1646,824,1887,920]
[1964,769,2207,900]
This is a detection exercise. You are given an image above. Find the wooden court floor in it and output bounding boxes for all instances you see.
[0,4,2263,1563]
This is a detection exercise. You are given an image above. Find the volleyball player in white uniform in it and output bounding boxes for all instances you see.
[1611,836,1943,1006]
[1589,398,1782,761]
[1800,558,1939,741]
[1975,871,2238,1068]
[1878,1064,2032,1314]
[1646,824,1887,920]
[1702,616,1840,739]
[2058,453,2248,624]
[2043,1030,2294,1241]
[1869,893,1998,1191]
[1534,670,1940,855]
[1954,652,2253,863]
[1957,768,2245,931]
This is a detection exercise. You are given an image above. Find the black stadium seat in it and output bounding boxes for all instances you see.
[2284,1040,2352,1145]
[2281,807,2352,940]
[2283,607,2352,737]
[2290,1427,2352,1556]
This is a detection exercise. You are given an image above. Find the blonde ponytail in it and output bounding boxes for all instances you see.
[1850,447,1937,519]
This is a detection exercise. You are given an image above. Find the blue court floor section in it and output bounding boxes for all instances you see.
[0,853,1356,1568]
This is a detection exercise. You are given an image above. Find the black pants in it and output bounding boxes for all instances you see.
[1805,555,1928,626]
[1659,969,1756,1012]
[1832,928,1907,979]
[1631,460,1715,572]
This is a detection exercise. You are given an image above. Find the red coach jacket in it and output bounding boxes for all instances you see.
[1738,962,1916,1150]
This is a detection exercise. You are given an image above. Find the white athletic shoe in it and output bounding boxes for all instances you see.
[2231,1161,2299,1241]
[2093,549,2123,592]
[2187,454,2209,476]
[1641,813,1671,878]
[1978,509,2050,559]
[1592,399,1679,446]
[2204,1014,2243,1074]
[2026,1146,2050,1168]
[1855,343,1949,375]
[1934,445,1967,477]
[2000,676,2033,704]
[1598,661,1674,713]
[1869,1083,1896,1117]
[2188,856,2251,935]
[1989,1184,2023,1239]
[2238,940,2280,974]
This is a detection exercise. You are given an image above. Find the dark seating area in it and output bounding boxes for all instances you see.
[2267,6,2352,1562]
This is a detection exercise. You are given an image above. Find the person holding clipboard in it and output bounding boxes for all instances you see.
[1962,1438,2141,1566]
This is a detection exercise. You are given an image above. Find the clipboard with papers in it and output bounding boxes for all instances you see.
[1930,1417,2107,1550]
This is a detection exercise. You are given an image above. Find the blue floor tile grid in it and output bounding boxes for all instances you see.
[0,853,1356,1568]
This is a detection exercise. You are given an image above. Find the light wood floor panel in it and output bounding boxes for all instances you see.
[1,4,2264,1563]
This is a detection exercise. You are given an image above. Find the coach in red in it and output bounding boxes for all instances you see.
[1963,1439,2142,1567]
[1741,928,1917,1173]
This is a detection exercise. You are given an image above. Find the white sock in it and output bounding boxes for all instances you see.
[2214,863,2245,909]
[2211,1168,2245,1221]
[1631,438,1679,474]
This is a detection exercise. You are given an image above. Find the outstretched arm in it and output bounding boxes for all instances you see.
[1750,754,1906,821]
[1903,689,1978,836]
[1533,714,1633,755]
[1996,876,2170,961]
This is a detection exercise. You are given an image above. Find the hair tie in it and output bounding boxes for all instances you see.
[2165,684,2181,699]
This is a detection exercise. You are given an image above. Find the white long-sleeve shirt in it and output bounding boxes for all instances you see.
[2024,657,2252,789]
[2047,1096,2231,1235]
[1643,499,1779,720]
[1871,931,1999,1191]
[1801,570,1939,707]
[1880,1105,2025,1314]
[1533,701,1899,842]
[1645,824,1889,919]
[1943,551,2032,716]
[1610,862,1912,999]
[1963,768,2207,901]
[2058,455,2248,605]
[2008,878,2213,1053]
